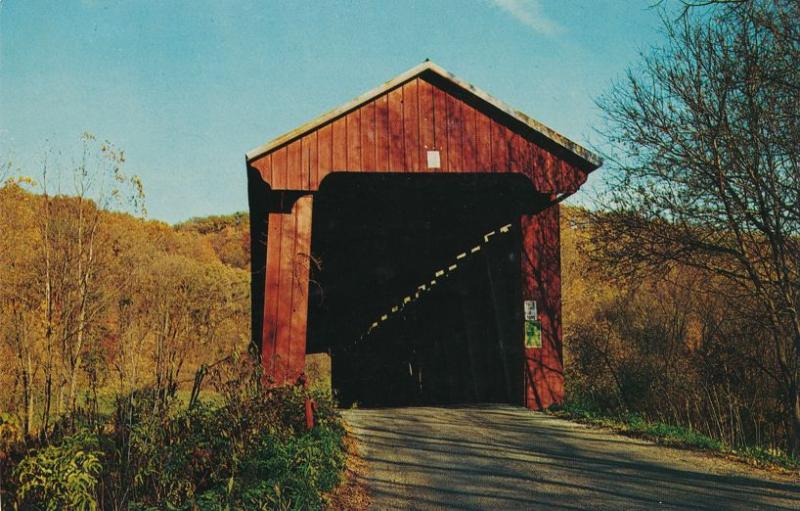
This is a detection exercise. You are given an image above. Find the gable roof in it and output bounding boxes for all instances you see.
[245,61,602,170]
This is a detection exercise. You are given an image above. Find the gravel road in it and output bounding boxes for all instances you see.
[342,405,800,511]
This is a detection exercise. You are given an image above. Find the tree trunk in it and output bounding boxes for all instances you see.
[791,385,800,455]
[68,293,88,414]
[21,350,32,437]
[26,351,34,436]
[41,189,54,436]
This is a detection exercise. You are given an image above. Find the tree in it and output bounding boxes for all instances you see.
[592,0,800,452]
[1,140,251,441]
[0,183,42,437]
[32,134,145,431]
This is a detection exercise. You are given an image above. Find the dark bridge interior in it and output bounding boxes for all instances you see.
[307,173,547,407]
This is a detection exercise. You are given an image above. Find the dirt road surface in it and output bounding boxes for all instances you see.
[342,405,799,511]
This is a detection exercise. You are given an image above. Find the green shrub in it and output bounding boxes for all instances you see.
[119,385,345,510]
[235,423,345,510]
[123,400,238,504]
[3,360,347,510]
[13,432,103,511]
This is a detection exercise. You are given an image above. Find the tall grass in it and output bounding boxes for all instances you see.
[554,401,800,471]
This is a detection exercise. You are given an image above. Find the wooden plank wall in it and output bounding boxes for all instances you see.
[249,77,587,195]
[262,194,314,385]
[521,204,564,409]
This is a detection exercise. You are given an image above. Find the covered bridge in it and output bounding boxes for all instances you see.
[246,61,601,410]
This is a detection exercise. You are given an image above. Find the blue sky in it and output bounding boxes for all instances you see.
[1,1,673,223]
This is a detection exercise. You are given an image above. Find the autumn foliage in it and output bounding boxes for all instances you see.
[0,179,249,437]
[562,207,797,462]
[0,138,348,509]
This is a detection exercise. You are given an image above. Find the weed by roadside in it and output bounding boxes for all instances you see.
[0,359,348,510]
[549,402,800,474]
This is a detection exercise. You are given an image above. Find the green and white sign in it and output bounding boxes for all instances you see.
[525,320,542,349]
[524,300,541,348]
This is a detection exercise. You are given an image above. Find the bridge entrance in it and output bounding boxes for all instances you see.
[307,174,546,407]
[245,62,601,409]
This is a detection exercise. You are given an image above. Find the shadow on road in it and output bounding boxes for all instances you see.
[343,405,800,511]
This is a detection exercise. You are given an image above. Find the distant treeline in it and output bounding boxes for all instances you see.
[0,141,350,508]
[0,158,250,437]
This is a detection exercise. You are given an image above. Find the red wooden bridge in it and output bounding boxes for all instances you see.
[246,61,600,409]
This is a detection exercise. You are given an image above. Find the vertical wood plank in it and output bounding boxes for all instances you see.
[387,87,404,171]
[309,131,319,189]
[491,120,509,172]
[556,159,570,191]
[375,95,389,170]
[521,205,564,409]
[553,153,563,191]
[317,124,332,186]
[432,86,449,172]
[272,146,288,189]
[266,154,273,187]
[346,110,361,171]
[361,101,376,171]
[332,117,347,171]
[262,209,283,375]
[402,79,420,172]
[516,135,534,185]
[288,195,313,380]
[462,104,477,171]
[286,140,303,189]
[476,110,492,171]
[501,125,514,173]
[542,148,555,191]
[446,93,463,172]
[418,79,435,169]
[301,136,310,190]
[509,133,525,175]
[529,144,543,190]
[275,208,297,381]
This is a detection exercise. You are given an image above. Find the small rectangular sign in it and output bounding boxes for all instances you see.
[525,320,542,349]
[426,150,441,169]
[524,300,537,321]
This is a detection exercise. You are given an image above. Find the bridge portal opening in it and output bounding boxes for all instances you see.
[306,173,547,407]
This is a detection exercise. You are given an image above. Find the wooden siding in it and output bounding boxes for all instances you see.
[250,72,588,404]
[262,194,314,385]
[250,76,588,195]
[521,204,564,409]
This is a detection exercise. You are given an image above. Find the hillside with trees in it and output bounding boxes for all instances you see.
[0,139,347,509]
[0,179,250,436]
[175,213,250,271]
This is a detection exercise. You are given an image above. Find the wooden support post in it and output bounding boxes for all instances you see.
[262,193,314,385]
[520,204,564,409]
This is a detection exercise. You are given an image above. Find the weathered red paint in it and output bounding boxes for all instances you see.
[261,194,314,385]
[521,204,564,409]
[250,75,590,194]
[247,63,600,408]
